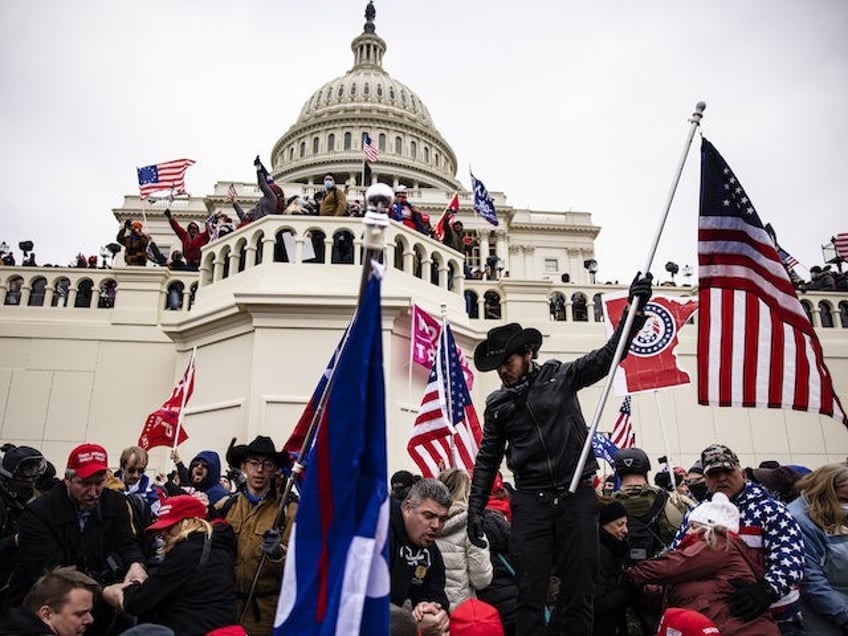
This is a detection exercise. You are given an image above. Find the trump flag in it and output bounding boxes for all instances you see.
[137,350,195,450]
[603,292,699,395]
[411,304,474,389]
[275,271,390,635]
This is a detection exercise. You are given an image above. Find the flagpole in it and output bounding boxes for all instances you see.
[440,303,456,468]
[569,101,705,493]
[239,184,392,622]
[170,347,195,467]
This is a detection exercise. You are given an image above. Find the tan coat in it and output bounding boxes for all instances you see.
[226,493,296,635]
[319,187,347,216]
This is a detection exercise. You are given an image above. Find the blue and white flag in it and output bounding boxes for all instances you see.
[470,171,498,226]
[275,272,390,635]
[591,431,619,468]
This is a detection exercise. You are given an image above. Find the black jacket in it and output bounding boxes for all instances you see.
[477,509,517,635]
[0,608,52,635]
[594,528,631,636]
[388,499,450,612]
[9,485,144,606]
[470,315,645,509]
[122,523,237,636]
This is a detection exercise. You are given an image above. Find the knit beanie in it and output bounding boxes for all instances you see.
[598,500,628,526]
[688,492,739,533]
[450,599,504,636]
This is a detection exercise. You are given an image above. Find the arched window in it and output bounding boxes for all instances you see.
[571,292,588,322]
[393,237,405,271]
[430,254,442,286]
[52,277,70,307]
[299,141,305,158]
[74,279,94,308]
[400,89,407,105]
[550,292,566,321]
[424,147,429,163]
[327,133,335,151]
[593,293,605,322]
[364,82,370,96]
[275,230,293,263]
[306,230,326,264]
[394,136,402,154]
[484,291,502,320]
[350,83,357,97]
[465,290,479,319]
[378,133,386,152]
[344,132,352,150]
[819,301,834,328]
[332,230,355,265]
[98,280,116,308]
[413,246,425,279]
[410,141,417,160]
[165,281,184,310]
[289,147,294,162]
[377,84,383,97]
[312,137,320,154]
[28,277,47,306]
[4,276,23,305]
[840,301,848,328]
[337,84,344,98]
[389,87,395,101]
[435,152,440,167]
[800,299,814,324]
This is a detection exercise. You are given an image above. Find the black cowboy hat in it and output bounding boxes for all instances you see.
[474,323,542,372]
[226,435,289,469]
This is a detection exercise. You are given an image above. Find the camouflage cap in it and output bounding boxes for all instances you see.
[700,444,740,475]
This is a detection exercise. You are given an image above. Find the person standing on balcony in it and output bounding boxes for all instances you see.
[163,208,207,270]
[319,174,347,216]
[391,185,429,235]
[230,157,285,226]
[117,219,149,266]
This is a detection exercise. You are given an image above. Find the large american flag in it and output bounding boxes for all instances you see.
[697,138,846,426]
[363,133,379,163]
[408,323,483,478]
[137,158,195,198]
[610,396,635,449]
[834,233,848,262]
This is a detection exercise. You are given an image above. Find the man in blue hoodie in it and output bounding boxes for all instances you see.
[180,450,232,509]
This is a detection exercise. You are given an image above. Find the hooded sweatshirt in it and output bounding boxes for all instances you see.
[190,451,231,506]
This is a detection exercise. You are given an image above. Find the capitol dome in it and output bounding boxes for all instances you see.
[270,2,461,192]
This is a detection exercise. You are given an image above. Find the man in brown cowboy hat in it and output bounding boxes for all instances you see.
[467,274,653,635]
[223,435,294,635]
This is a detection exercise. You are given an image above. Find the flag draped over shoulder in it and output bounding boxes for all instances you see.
[137,158,195,198]
[137,351,195,450]
[610,396,635,449]
[275,273,390,635]
[408,323,483,478]
[603,292,699,395]
[697,138,847,426]
[470,171,498,226]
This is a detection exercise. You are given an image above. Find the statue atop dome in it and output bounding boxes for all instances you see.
[364,1,376,33]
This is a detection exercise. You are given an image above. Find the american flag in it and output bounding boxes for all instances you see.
[226,183,238,202]
[610,396,634,449]
[408,323,483,478]
[697,138,846,426]
[834,232,848,262]
[137,158,195,198]
[363,133,379,163]
[778,247,799,270]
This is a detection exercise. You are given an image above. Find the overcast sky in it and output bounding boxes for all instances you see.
[1,1,845,283]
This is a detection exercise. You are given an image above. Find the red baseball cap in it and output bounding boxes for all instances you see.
[450,599,504,636]
[658,608,720,635]
[67,443,109,479]
[147,495,207,532]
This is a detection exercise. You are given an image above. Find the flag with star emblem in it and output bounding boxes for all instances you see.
[275,272,390,634]
[697,138,846,426]
[408,323,483,478]
[137,158,195,198]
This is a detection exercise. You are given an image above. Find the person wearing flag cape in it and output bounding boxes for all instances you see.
[467,274,653,635]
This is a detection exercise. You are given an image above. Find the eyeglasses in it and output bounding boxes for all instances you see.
[245,459,275,471]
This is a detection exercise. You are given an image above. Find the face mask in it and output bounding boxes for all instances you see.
[324,180,334,189]
[688,482,709,502]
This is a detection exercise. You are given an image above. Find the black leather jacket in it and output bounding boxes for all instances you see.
[469,314,645,513]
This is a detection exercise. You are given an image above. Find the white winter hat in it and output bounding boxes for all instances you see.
[688,492,739,534]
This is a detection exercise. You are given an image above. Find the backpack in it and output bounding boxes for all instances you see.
[623,489,669,563]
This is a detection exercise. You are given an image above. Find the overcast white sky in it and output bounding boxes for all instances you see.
[1,1,845,283]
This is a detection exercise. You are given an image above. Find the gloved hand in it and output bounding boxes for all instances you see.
[253,154,262,168]
[164,208,171,219]
[260,529,283,560]
[467,511,487,549]
[728,579,774,621]
[628,272,653,309]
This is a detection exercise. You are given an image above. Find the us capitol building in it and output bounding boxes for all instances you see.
[1,5,846,475]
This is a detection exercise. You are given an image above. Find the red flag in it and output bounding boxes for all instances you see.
[411,304,474,389]
[408,324,482,478]
[698,139,846,426]
[433,193,460,241]
[603,292,698,394]
[610,396,635,449]
[834,232,848,262]
[138,352,196,450]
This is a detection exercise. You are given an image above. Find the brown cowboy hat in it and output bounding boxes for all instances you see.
[474,323,542,372]
[226,435,289,468]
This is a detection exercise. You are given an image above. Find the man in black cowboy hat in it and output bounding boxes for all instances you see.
[223,435,295,635]
[467,274,653,635]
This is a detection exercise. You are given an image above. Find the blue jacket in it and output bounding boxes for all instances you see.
[191,451,231,506]
[787,495,848,634]
[673,482,804,620]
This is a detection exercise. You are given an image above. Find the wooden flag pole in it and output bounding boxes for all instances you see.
[569,102,706,493]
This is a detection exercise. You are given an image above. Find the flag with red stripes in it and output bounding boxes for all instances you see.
[137,158,195,198]
[697,138,846,426]
[834,233,848,262]
[408,323,482,477]
[363,133,379,163]
[433,193,460,242]
[138,351,195,450]
[610,396,634,449]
